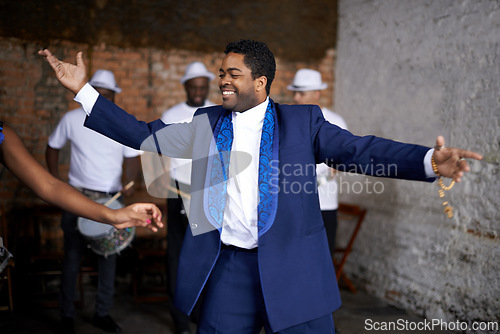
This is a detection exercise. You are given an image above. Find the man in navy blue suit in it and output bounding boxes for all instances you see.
[40,40,482,334]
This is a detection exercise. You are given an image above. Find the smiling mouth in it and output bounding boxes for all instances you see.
[222,91,235,96]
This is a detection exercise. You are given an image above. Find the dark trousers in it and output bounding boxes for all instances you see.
[59,210,117,318]
[197,246,335,334]
[166,180,192,332]
[321,209,338,260]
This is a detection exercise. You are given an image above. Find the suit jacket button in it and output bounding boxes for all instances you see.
[191,223,198,229]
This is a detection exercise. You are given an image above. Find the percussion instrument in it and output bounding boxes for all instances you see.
[77,184,135,257]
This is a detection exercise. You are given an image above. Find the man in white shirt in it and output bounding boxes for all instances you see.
[288,68,348,259]
[46,69,140,334]
[160,61,215,334]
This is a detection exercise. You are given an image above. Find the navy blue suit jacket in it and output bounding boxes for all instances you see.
[85,96,432,332]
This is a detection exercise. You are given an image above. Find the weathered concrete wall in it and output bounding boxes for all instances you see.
[335,0,499,328]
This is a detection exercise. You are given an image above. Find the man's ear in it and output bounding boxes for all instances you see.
[314,90,321,100]
[255,76,268,93]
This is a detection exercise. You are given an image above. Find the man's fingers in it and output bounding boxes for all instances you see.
[76,51,83,67]
[458,160,470,172]
[38,49,60,70]
[37,49,52,58]
[458,149,483,161]
[435,135,445,149]
[41,49,55,63]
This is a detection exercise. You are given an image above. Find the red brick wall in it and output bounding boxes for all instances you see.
[0,36,335,210]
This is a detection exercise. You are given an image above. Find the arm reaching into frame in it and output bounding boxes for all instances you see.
[0,125,163,232]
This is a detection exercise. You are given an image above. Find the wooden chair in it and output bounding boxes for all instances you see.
[333,203,367,293]
[0,205,15,311]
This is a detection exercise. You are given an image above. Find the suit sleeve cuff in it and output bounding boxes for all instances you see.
[73,83,99,116]
[424,148,437,178]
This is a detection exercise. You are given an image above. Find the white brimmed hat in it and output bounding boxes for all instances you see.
[89,69,122,93]
[180,61,215,84]
[287,69,328,91]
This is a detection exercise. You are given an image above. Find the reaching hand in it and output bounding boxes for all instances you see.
[432,136,483,183]
[38,49,87,95]
[111,203,164,232]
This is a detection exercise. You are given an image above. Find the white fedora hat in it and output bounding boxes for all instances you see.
[89,69,122,93]
[287,69,328,91]
[180,61,215,84]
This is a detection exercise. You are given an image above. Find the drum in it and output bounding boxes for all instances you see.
[77,197,135,257]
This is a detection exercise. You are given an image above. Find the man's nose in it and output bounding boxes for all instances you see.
[219,74,231,86]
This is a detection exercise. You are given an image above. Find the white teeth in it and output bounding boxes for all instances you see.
[222,91,235,95]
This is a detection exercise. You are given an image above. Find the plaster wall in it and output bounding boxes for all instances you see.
[335,0,499,326]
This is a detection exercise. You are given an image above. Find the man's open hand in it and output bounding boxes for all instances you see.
[38,49,87,95]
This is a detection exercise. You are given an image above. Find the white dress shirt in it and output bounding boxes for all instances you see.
[220,98,269,249]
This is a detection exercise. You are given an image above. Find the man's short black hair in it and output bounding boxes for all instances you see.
[224,40,276,95]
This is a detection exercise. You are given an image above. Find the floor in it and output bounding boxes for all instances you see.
[0,275,446,334]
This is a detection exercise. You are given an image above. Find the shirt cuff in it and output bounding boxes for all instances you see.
[73,83,99,116]
[424,148,437,178]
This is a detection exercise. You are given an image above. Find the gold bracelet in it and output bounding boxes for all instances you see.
[432,153,455,218]
[431,154,440,176]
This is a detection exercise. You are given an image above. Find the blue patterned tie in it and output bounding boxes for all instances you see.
[206,112,233,228]
[257,103,276,233]
[204,101,277,236]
